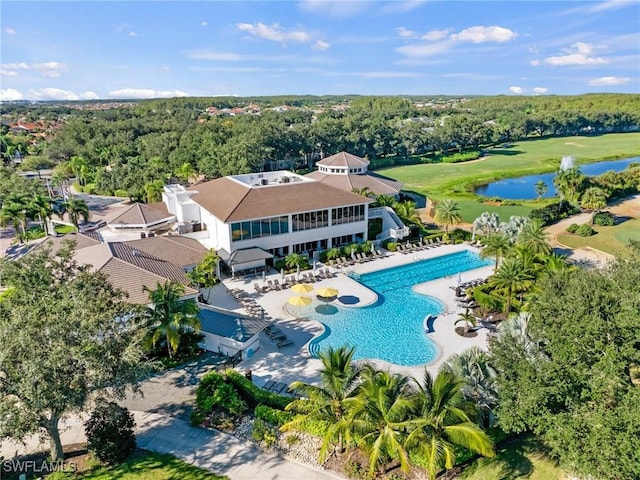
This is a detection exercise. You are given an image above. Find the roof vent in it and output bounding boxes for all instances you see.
[281,176,290,183]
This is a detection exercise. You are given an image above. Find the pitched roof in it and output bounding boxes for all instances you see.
[106,203,175,226]
[187,177,371,222]
[123,236,207,267]
[219,247,273,266]
[198,307,268,341]
[34,232,102,255]
[108,242,191,285]
[305,171,403,196]
[316,152,369,168]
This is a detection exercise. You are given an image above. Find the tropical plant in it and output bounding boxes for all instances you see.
[283,346,363,460]
[143,281,200,359]
[472,212,501,239]
[580,187,608,224]
[404,370,495,480]
[0,192,29,243]
[443,347,499,428]
[325,247,342,260]
[284,252,308,271]
[30,194,53,235]
[374,194,396,207]
[553,167,586,204]
[188,249,220,303]
[489,257,534,314]
[175,162,197,184]
[433,199,462,233]
[517,219,551,256]
[352,186,373,198]
[480,232,512,270]
[454,309,478,336]
[534,180,548,201]
[143,179,165,203]
[62,197,89,230]
[393,199,421,227]
[347,367,414,476]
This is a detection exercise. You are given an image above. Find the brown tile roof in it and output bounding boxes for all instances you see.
[316,152,369,168]
[305,171,403,196]
[105,203,174,226]
[187,178,372,222]
[108,242,191,285]
[123,236,208,268]
[99,257,198,305]
[33,232,102,255]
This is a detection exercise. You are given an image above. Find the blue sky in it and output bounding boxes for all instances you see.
[1,1,639,101]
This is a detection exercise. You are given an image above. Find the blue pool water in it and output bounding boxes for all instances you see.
[306,250,493,366]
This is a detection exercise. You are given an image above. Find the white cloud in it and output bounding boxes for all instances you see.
[378,1,427,14]
[530,60,541,66]
[450,26,517,43]
[2,62,29,70]
[186,50,294,62]
[32,62,67,78]
[108,88,190,99]
[29,88,79,100]
[312,40,330,50]
[129,31,139,37]
[588,76,630,86]
[586,0,637,13]
[532,87,548,94]
[0,70,18,77]
[359,71,424,79]
[422,29,450,41]
[0,88,23,101]
[544,42,608,66]
[298,0,369,18]
[201,21,208,27]
[396,39,455,57]
[509,86,524,94]
[79,91,99,100]
[237,22,311,44]
[396,27,418,38]
[4,28,16,35]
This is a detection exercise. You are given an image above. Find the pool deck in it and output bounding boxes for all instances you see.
[210,243,494,385]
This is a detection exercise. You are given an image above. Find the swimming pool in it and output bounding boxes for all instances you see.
[306,249,492,366]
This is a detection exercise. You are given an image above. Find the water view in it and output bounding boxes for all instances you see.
[474,156,639,200]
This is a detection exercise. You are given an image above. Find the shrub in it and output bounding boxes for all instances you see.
[285,434,300,446]
[252,418,278,447]
[84,402,136,465]
[385,241,397,251]
[593,211,614,226]
[530,200,580,226]
[566,223,580,233]
[295,416,329,437]
[440,150,481,164]
[254,404,294,426]
[344,460,367,479]
[195,371,247,415]
[473,289,504,313]
[225,370,291,409]
[189,409,207,427]
[113,189,129,198]
[576,224,596,237]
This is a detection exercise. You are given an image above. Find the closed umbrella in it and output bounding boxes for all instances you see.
[291,283,313,294]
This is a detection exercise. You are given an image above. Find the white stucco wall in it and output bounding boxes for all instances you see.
[199,332,261,360]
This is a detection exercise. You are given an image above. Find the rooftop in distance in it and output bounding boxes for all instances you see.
[227,171,313,188]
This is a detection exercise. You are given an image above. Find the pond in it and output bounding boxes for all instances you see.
[474,157,639,200]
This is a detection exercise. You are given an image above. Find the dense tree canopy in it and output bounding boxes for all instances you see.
[0,242,150,460]
[489,251,640,480]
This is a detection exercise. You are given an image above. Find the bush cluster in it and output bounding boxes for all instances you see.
[84,402,136,465]
[251,418,278,447]
[195,371,247,416]
[254,404,294,426]
[440,150,482,163]
[576,224,596,237]
[566,223,579,234]
[593,211,614,226]
[225,370,291,409]
[529,200,580,226]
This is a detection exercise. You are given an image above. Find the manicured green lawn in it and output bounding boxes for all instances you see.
[456,199,533,223]
[54,224,77,234]
[49,450,227,480]
[557,217,640,256]
[459,435,565,480]
[382,133,640,201]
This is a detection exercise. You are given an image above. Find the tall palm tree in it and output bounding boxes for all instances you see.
[404,369,495,480]
[283,346,363,460]
[553,167,586,204]
[495,312,538,358]
[443,347,499,429]
[143,281,200,359]
[454,309,478,336]
[580,187,608,224]
[374,194,396,208]
[489,257,534,315]
[433,199,462,233]
[517,219,551,256]
[30,194,53,235]
[284,252,307,271]
[534,180,548,201]
[347,368,414,476]
[63,197,89,230]
[188,249,220,302]
[175,162,197,184]
[0,193,29,243]
[480,232,512,270]
[144,179,165,203]
[351,186,373,198]
[393,199,421,227]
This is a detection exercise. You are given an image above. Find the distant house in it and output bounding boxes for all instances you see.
[104,202,176,235]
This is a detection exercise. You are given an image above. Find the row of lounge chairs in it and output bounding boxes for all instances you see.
[228,288,271,319]
[254,269,338,294]
[264,324,294,349]
[397,238,443,254]
[328,250,384,268]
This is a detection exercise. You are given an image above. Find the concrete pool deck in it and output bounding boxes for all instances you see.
[217,243,494,384]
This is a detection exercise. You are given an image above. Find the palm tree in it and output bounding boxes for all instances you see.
[144,179,165,203]
[480,232,512,270]
[393,199,421,227]
[433,199,462,233]
[325,247,341,261]
[489,257,534,315]
[443,347,499,429]
[143,281,200,359]
[0,193,29,243]
[455,309,478,336]
[517,219,551,256]
[283,346,362,460]
[472,212,501,240]
[347,368,414,476]
[63,197,89,231]
[374,194,396,208]
[495,312,538,358]
[553,167,586,204]
[284,252,307,271]
[68,155,90,186]
[188,249,220,303]
[404,370,495,480]
[580,187,608,224]
[352,186,373,198]
[534,180,548,201]
[176,162,197,184]
[30,195,53,235]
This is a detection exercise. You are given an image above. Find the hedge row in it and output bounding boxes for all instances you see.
[254,404,294,426]
[225,370,291,410]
